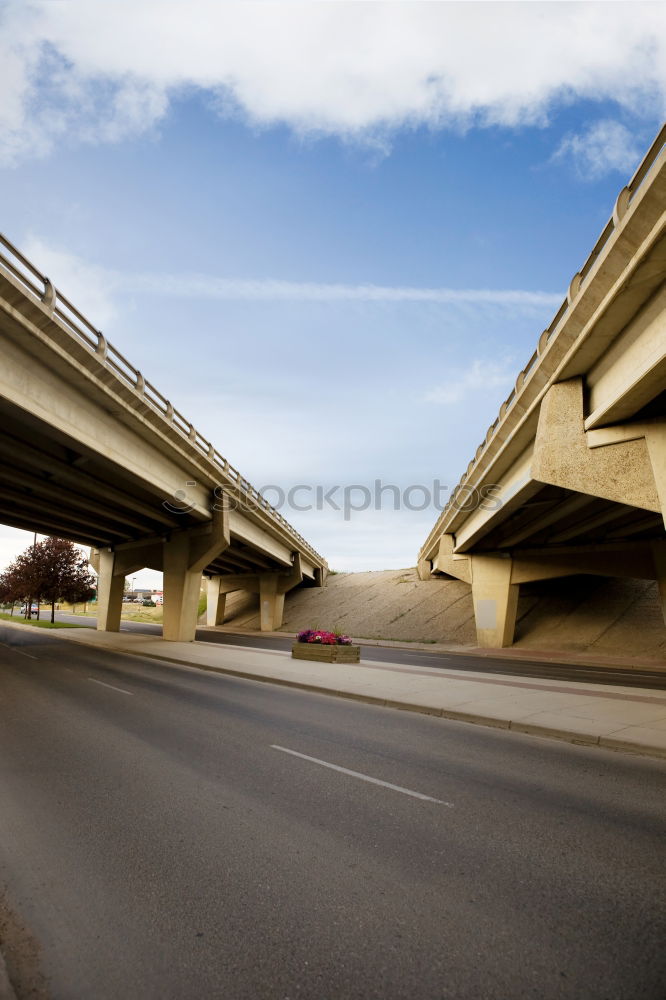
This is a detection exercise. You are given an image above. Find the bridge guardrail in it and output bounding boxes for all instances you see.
[0,233,326,567]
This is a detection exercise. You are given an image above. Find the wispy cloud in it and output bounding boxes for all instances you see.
[424,359,515,406]
[22,235,562,319]
[125,274,563,309]
[2,4,665,163]
[553,120,643,180]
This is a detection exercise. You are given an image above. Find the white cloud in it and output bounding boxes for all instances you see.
[553,119,643,179]
[21,235,119,328]
[424,358,515,405]
[127,273,562,309]
[15,234,561,324]
[1,3,665,163]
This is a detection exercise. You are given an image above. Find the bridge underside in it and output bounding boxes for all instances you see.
[0,396,318,640]
[420,134,666,649]
[422,377,666,647]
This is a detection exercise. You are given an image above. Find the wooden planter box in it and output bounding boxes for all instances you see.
[291,643,360,664]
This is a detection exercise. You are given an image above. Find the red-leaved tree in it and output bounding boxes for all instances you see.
[1,538,96,623]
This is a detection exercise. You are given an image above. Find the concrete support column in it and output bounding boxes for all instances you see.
[259,574,285,631]
[163,534,203,643]
[653,541,666,626]
[416,557,432,581]
[162,504,230,642]
[645,424,666,529]
[471,555,518,648]
[206,576,227,627]
[95,548,124,633]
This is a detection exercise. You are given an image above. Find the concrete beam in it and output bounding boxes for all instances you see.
[532,378,660,513]
[498,492,592,548]
[585,281,666,429]
[453,445,542,553]
[510,543,657,584]
[0,332,213,521]
[548,503,634,543]
[432,534,471,584]
[229,510,293,567]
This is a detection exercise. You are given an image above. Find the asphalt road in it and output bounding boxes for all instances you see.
[1,624,665,1000]
[52,612,666,690]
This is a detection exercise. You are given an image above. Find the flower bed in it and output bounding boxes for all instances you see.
[292,628,360,663]
[296,628,352,645]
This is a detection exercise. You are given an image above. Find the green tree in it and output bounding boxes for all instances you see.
[1,538,96,623]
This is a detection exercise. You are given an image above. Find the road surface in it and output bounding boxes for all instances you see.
[1,624,665,998]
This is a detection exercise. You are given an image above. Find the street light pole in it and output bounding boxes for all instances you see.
[31,531,38,620]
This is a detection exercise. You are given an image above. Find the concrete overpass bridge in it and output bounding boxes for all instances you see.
[419,126,666,647]
[0,236,327,641]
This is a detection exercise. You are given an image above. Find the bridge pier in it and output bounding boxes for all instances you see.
[470,554,519,648]
[259,574,285,631]
[162,535,207,643]
[93,548,125,633]
[204,554,304,633]
[206,576,227,626]
[162,509,230,642]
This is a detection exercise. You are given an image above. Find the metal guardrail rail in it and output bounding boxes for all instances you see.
[419,122,666,560]
[0,233,326,566]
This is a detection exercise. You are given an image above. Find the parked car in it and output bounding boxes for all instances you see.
[21,604,39,615]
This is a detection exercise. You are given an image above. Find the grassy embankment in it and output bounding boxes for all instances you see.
[0,611,90,630]
[61,596,207,625]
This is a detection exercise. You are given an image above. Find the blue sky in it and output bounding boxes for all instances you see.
[1,2,664,582]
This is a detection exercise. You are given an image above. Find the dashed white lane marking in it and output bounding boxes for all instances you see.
[88,677,133,696]
[270,745,452,806]
[0,641,38,659]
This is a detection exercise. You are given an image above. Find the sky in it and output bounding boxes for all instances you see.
[0,1,665,584]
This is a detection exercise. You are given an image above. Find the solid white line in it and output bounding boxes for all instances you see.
[270,745,452,806]
[0,641,38,660]
[88,677,133,696]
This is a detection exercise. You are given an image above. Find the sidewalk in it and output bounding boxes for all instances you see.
[205,625,666,673]
[19,623,666,760]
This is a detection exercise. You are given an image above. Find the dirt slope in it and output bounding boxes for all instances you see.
[221,568,666,660]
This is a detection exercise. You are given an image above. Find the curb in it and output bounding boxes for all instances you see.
[27,627,666,762]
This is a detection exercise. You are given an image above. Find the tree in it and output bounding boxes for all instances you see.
[0,567,23,614]
[1,538,96,623]
[1,549,42,617]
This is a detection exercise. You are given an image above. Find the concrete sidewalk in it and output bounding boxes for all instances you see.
[204,625,666,673]
[10,623,664,760]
